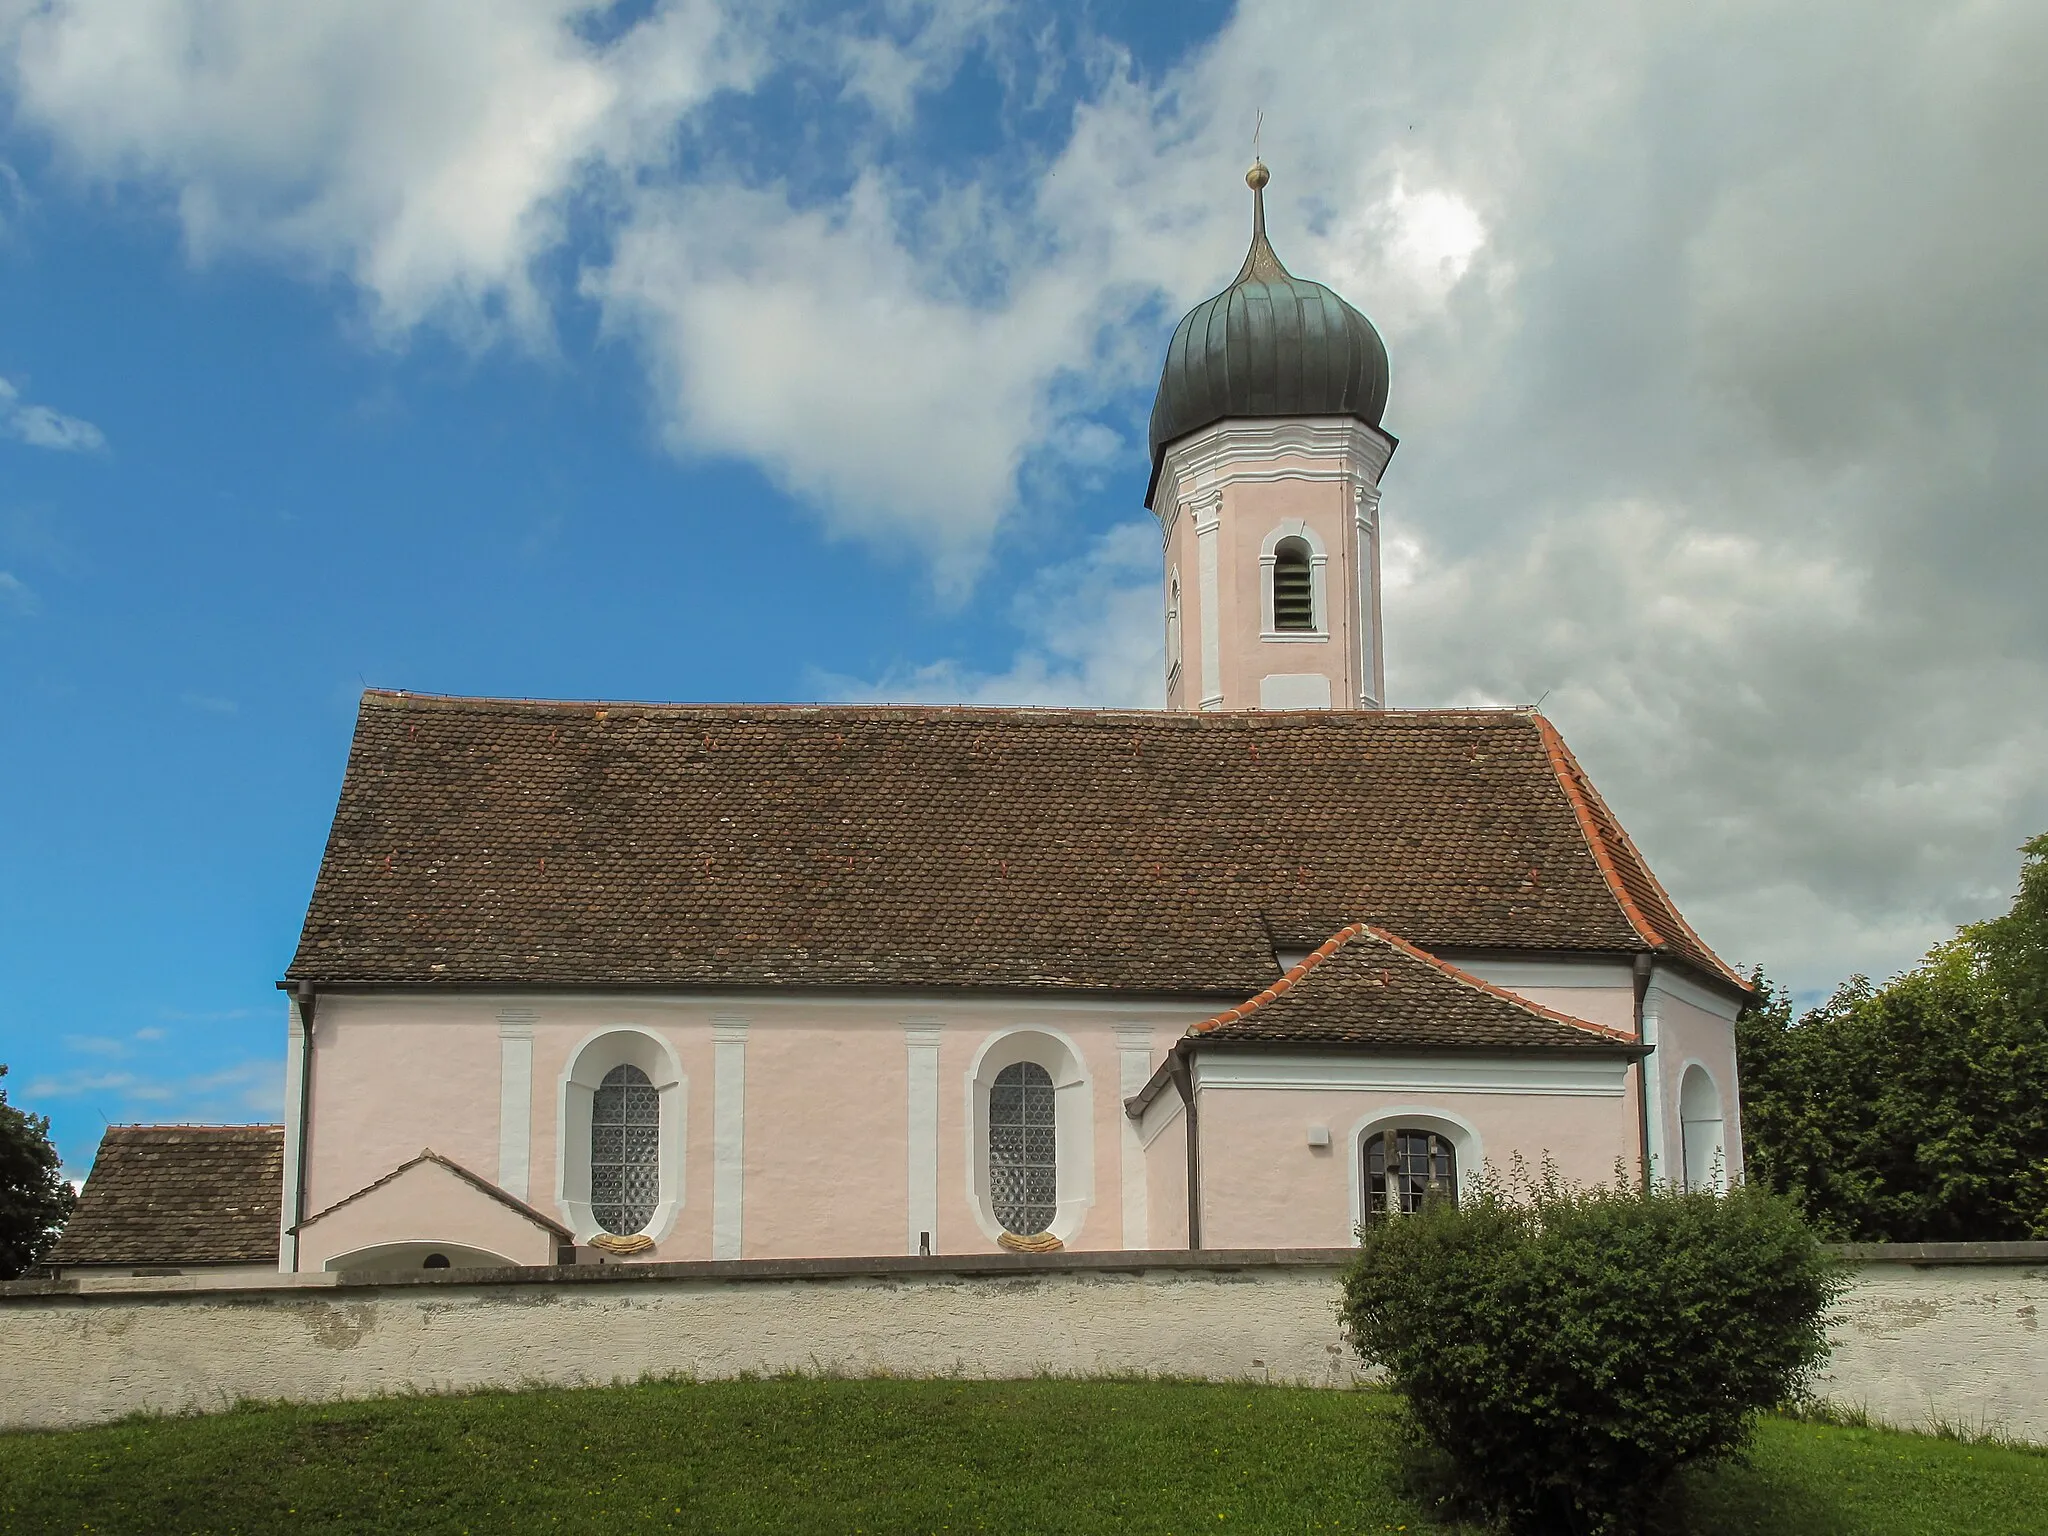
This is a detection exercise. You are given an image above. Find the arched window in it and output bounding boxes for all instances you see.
[988,1061,1056,1235]
[1363,1128,1457,1219]
[1272,538,1315,630]
[591,1063,660,1235]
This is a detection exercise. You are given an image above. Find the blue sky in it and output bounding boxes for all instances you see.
[5,0,2046,1176]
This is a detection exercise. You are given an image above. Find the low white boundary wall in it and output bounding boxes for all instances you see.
[1817,1246,2048,1442]
[0,1251,1365,1431]
[4,1245,2044,1440]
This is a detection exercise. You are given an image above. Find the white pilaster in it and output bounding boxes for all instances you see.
[1195,493,1224,710]
[496,1007,536,1202]
[713,1016,749,1260]
[1355,480,1384,708]
[1115,1025,1153,1250]
[904,1023,942,1254]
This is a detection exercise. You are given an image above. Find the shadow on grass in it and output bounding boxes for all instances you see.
[1663,1458,1858,1536]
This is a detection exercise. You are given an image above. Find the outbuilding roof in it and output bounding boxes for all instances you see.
[285,692,1742,996]
[47,1125,283,1268]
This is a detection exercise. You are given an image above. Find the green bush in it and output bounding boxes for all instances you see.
[1339,1168,1847,1535]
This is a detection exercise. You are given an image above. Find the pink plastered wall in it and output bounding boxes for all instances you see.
[294,974,1696,1267]
[297,993,1210,1268]
[1649,978,1745,1186]
[1157,427,1379,712]
[1196,1082,1640,1249]
[298,995,506,1220]
[1223,474,1357,708]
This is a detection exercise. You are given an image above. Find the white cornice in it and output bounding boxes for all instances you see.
[1646,966,1743,1021]
[1192,1054,1630,1098]
[1152,417,1395,521]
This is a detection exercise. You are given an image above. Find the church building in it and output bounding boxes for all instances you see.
[260,165,1748,1274]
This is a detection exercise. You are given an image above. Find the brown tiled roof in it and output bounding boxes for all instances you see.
[48,1125,282,1267]
[294,1148,572,1239]
[1533,718,1747,989]
[1189,924,1644,1051]
[285,692,1739,995]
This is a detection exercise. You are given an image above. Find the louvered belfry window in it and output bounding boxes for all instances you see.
[1364,1129,1457,1220]
[591,1063,659,1235]
[1273,538,1315,630]
[989,1061,1057,1235]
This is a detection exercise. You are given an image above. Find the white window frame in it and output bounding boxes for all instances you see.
[556,1027,687,1243]
[963,1027,1095,1245]
[1346,1107,1483,1239]
[1260,520,1329,639]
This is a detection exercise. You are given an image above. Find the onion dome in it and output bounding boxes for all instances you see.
[1147,162,1390,505]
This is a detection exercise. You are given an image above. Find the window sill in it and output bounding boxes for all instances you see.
[1260,631,1330,643]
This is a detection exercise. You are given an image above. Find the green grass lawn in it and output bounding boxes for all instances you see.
[0,1379,2041,1535]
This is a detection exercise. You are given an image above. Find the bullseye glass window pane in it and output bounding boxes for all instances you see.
[988,1061,1057,1235]
[591,1062,660,1236]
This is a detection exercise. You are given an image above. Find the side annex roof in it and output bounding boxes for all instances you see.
[1188,923,1647,1051]
[1125,925,1644,1120]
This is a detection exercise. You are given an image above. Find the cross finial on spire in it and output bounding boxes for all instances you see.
[1233,157,1287,284]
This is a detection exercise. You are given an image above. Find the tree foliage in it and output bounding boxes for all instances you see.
[1341,1167,1844,1535]
[0,1063,77,1279]
[1736,833,2048,1241]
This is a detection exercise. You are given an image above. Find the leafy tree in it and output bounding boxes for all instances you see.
[1966,831,2048,1023]
[0,1064,76,1279]
[1736,834,2048,1241]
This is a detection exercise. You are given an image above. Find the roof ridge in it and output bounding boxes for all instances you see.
[1189,923,1368,1034]
[360,688,1540,724]
[105,1123,284,1133]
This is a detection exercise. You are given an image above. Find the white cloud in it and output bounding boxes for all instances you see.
[593,173,1117,579]
[4,0,761,336]
[0,374,105,451]
[25,1057,283,1118]
[0,570,38,615]
[825,519,1163,705]
[6,0,2048,991]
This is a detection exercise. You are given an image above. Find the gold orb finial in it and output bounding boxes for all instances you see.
[1246,159,1270,191]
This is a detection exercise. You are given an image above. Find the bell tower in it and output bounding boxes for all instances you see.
[1147,163,1395,712]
